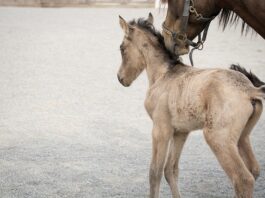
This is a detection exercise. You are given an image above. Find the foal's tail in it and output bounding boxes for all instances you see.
[230,64,265,87]
[230,64,265,99]
[253,86,265,100]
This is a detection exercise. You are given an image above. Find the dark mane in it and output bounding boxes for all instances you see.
[159,0,253,35]
[129,18,181,66]
[219,9,251,35]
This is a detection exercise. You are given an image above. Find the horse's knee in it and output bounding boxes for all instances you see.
[149,162,163,180]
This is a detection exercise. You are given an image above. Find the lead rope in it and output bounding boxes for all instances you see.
[187,0,215,66]
[188,18,212,66]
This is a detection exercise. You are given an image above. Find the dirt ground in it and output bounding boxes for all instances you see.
[0,7,264,198]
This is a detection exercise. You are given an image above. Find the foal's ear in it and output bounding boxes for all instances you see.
[119,15,129,35]
[147,13,154,25]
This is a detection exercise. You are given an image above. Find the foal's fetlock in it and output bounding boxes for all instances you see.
[234,176,255,198]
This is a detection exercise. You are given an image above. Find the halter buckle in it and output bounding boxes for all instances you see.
[177,33,187,42]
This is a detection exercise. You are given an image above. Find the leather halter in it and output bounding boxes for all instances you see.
[162,0,217,66]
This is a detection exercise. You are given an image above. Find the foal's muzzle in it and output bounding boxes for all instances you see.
[117,74,129,87]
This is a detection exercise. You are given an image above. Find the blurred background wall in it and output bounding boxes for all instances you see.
[0,0,154,7]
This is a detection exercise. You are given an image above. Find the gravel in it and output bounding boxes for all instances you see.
[0,7,264,198]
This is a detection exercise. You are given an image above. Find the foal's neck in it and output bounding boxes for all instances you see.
[140,41,172,87]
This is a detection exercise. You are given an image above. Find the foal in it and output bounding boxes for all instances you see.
[117,13,265,198]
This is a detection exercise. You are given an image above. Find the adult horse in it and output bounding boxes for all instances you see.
[161,0,265,57]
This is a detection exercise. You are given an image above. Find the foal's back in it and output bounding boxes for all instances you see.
[146,65,257,132]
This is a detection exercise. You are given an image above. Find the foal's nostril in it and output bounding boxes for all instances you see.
[117,75,123,84]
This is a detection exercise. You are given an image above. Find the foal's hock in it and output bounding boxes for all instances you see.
[116,13,265,198]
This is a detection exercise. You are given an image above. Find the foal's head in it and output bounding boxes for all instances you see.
[117,14,154,87]
[117,13,180,87]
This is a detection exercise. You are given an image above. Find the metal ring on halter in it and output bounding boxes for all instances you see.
[189,6,196,13]
[196,42,204,50]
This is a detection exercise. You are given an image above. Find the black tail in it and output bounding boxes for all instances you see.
[230,64,265,87]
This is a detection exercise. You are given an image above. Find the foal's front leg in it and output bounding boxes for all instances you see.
[149,122,173,198]
[164,132,189,198]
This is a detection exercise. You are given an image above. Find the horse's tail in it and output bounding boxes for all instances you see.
[230,64,265,87]
[230,64,265,99]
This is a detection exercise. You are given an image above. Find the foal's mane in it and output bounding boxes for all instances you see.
[129,18,181,66]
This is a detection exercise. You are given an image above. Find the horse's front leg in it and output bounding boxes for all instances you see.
[149,122,173,198]
[164,132,189,198]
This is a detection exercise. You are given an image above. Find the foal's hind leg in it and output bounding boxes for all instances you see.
[204,128,255,197]
[204,104,255,197]
[238,100,263,180]
[164,132,188,198]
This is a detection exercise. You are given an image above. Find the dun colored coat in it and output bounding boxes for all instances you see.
[117,13,265,198]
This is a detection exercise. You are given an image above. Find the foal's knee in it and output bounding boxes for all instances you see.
[149,165,163,182]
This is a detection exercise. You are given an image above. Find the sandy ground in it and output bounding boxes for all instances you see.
[0,7,264,198]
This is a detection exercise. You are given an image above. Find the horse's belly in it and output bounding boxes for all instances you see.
[171,116,204,132]
[169,104,205,132]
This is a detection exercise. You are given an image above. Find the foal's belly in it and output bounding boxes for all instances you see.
[169,101,206,132]
[171,114,205,132]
